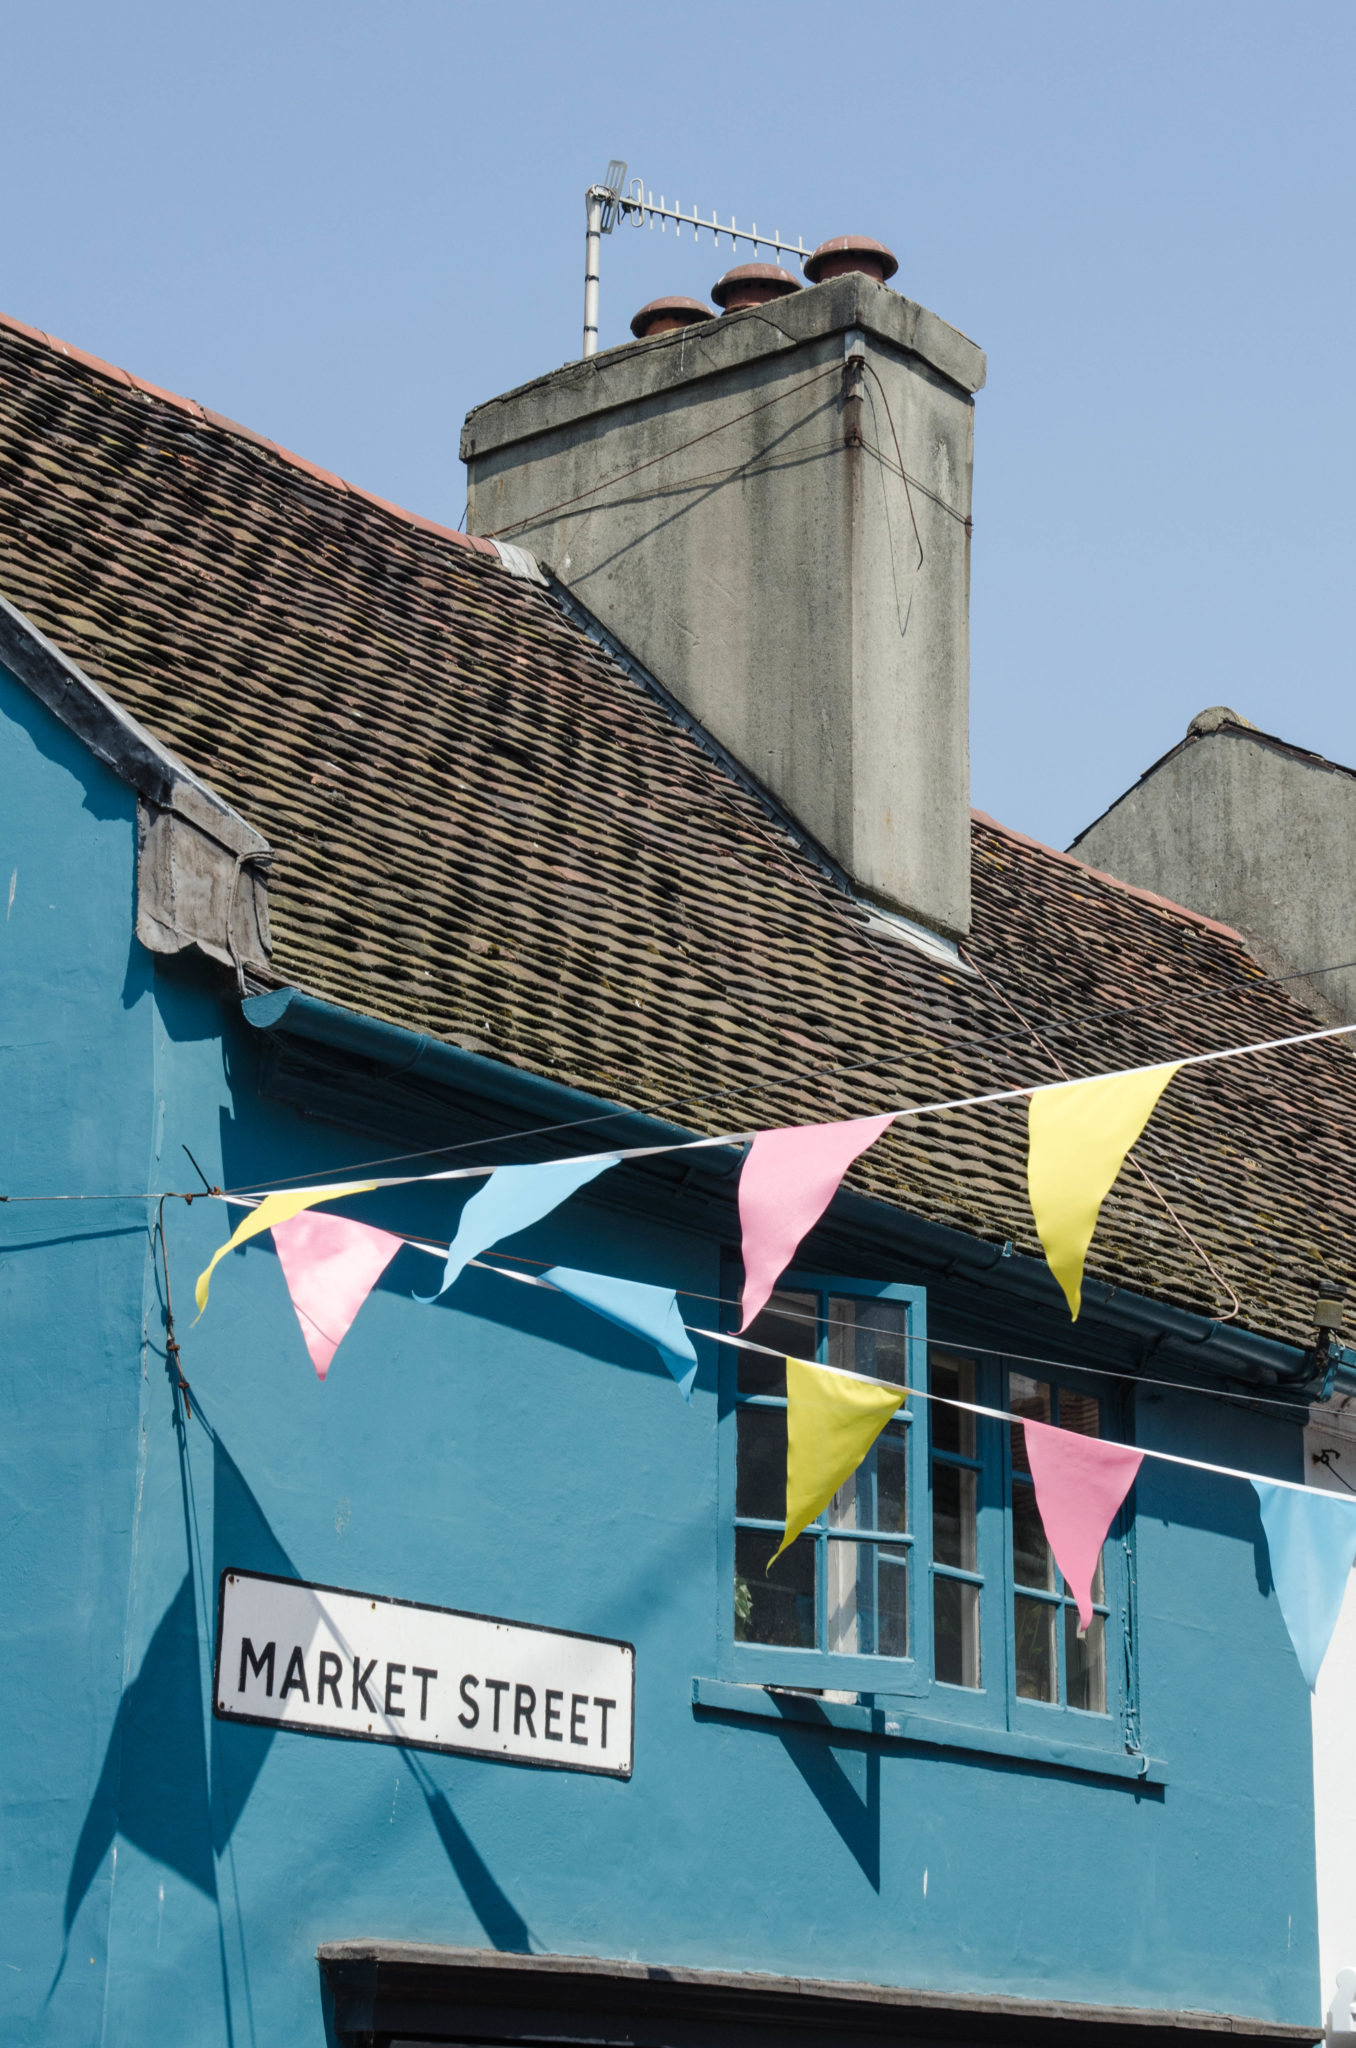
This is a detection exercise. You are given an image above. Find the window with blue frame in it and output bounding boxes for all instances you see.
[1007,1373,1110,1713]
[721,1277,1133,1745]
[731,1284,916,1677]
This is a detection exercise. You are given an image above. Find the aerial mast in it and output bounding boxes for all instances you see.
[580,161,809,359]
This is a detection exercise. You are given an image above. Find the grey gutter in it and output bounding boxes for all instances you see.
[242,985,1322,1395]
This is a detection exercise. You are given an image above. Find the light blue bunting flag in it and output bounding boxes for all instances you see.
[1253,1480,1356,1690]
[415,1155,620,1303]
[543,1264,699,1400]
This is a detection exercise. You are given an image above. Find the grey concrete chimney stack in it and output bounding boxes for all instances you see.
[459,261,985,938]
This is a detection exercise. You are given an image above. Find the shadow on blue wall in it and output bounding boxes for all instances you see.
[208,1420,300,1848]
[405,1753,536,1952]
[775,1728,881,1892]
[205,1405,537,1953]
[60,1570,218,1965]
[1248,1489,1275,1597]
[415,1259,690,1396]
[56,1405,536,2012]
[763,1694,880,1891]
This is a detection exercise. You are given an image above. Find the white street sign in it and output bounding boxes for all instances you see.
[213,1570,634,1778]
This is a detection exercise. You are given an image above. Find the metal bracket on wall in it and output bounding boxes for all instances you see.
[842,327,867,446]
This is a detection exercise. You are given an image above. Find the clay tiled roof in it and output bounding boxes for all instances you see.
[2,308,1354,1348]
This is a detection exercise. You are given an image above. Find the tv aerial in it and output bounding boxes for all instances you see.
[583,160,809,358]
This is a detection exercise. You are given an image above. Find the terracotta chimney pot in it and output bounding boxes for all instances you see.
[629,296,713,340]
[710,263,802,313]
[803,235,899,286]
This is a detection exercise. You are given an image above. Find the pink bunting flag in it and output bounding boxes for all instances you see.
[270,1208,404,1380]
[738,1114,896,1331]
[1022,1418,1144,1629]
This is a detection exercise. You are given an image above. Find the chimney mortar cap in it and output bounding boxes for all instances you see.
[804,234,899,285]
[630,296,713,339]
[1187,705,1256,738]
[711,262,803,311]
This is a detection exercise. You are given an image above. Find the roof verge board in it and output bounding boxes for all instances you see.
[0,593,270,979]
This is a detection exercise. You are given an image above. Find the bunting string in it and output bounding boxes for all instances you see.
[175,1192,1356,1689]
[211,960,1356,1196]
[217,1015,1356,1198]
[6,1012,1355,1208]
[700,1327,1325,1495]
[179,1013,1356,1342]
[204,1186,1333,1500]
[486,1261,1329,1419]
[9,1005,1356,1694]
[211,1195,1322,1420]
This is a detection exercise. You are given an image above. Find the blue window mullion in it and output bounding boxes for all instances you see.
[973,1374,1006,1722]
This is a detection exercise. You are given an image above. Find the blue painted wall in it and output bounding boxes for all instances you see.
[0,665,156,2043]
[0,670,1320,2045]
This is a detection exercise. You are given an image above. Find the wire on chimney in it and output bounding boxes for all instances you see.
[481,363,844,540]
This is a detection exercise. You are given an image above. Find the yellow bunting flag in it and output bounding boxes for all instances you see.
[194,1182,380,1317]
[772,1356,905,1567]
[1027,1063,1182,1320]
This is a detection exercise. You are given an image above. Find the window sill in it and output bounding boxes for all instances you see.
[692,1679,1166,1786]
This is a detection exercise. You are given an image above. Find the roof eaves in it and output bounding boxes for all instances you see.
[250,985,1316,1392]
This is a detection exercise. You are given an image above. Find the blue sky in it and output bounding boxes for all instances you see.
[3,1,1352,850]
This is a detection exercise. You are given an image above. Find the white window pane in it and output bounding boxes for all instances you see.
[827,1534,860,1652]
[1010,1375,1050,1475]
[830,1420,907,1536]
[1066,1607,1107,1712]
[1014,1593,1057,1700]
[934,1575,981,1688]
[828,1540,909,1658]
[828,1295,911,1386]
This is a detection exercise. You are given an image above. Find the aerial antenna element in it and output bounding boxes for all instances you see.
[582,161,809,358]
